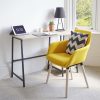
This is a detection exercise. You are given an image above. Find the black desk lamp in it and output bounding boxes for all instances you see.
[54,7,65,31]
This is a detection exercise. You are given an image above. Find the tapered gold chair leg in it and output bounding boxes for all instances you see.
[81,64,89,88]
[65,68,69,98]
[46,62,52,84]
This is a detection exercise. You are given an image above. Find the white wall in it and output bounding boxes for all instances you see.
[0,0,64,79]
[85,34,100,67]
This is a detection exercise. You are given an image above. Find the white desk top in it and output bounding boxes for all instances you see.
[13,34,37,40]
[12,31,71,40]
[12,30,100,40]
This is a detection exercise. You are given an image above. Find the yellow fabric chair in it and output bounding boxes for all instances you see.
[46,29,92,98]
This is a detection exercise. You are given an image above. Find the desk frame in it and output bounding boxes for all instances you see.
[11,36,51,87]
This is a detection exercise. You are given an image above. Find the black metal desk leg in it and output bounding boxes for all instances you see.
[60,35,62,41]
[21,40,25,87]
[11,37,14,77]
[76,65,78,73]
[63,35,64,40]
[60,35,64,77]
[62,68,64,77]
[47,37,51,69]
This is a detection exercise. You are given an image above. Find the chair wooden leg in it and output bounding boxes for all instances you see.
[81,63,89,88]
[46,62,52,84]
[70,68,73,80]
[65,68,69,98]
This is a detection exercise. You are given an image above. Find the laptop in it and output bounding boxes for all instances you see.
[12,25,28,35]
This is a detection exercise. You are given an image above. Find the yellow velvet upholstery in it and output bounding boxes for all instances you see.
[47,29,92,68]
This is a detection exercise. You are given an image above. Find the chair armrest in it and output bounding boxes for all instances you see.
[68,45,90,66]
[48,40,68,54]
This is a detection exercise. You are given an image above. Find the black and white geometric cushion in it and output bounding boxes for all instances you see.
[66,31,88,54]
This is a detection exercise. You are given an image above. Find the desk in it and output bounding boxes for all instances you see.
[11,31,70,87]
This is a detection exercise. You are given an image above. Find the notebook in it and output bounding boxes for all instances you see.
[32,32,49,37]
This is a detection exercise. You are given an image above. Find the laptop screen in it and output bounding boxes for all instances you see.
[12,25,26,35]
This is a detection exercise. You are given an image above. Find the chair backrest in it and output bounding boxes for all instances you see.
[74,29,92,47]
[67,29,92,67]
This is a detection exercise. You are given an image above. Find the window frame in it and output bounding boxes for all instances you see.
[64,0,97,30]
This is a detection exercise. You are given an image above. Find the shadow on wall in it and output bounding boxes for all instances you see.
[0,27,12,76]
[42,9,55,31]
[46,9,55,20]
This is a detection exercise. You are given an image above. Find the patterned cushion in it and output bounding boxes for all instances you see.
[66,31,88,54]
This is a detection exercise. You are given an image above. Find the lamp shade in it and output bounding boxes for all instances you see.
[54,7,65,18]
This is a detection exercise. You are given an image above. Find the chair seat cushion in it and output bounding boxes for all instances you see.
[66,31,88,54]
[47,53,71,67]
